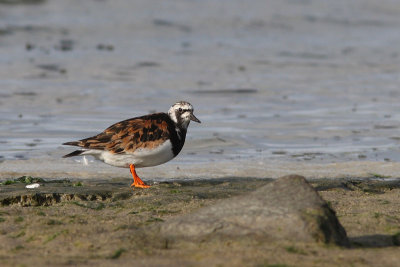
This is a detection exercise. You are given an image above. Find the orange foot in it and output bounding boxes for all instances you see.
[129,164,150,189]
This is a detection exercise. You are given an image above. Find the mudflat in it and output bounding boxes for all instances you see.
[0,176,399,266]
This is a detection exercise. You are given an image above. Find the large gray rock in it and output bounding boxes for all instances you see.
[159,175,349,246]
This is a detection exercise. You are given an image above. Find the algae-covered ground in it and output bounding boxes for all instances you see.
[0,177,399,266]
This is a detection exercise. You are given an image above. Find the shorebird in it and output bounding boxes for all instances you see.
[63,101,200,188]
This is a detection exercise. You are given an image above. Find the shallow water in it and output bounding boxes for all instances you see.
[1,0,400,171]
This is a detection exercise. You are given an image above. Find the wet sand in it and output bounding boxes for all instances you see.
[1,0,400,167]
[3,157,400,182]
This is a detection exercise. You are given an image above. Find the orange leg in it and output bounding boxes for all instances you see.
[129,164,150,189]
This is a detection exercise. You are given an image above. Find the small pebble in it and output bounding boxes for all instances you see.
[26,183,40,189]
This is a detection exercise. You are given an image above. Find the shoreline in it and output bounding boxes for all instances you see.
[1,158,400,180]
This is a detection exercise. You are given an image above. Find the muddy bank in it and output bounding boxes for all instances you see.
[0,176,399,266]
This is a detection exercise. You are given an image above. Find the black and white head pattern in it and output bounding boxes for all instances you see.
[168,101,200,129]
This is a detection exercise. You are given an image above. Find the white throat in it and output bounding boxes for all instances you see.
[168,108,178,124]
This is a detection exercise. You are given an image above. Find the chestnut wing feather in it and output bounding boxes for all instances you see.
[75,113,171,153]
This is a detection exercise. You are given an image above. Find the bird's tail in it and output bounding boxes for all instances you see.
[62,150,85,158]
[63,141,80,146]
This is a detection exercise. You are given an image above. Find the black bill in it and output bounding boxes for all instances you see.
[190,113,201,123]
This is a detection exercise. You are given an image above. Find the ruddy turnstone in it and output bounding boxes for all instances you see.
[63,101,201,188]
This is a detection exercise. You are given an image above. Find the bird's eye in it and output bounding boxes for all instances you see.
[178,108,182,112]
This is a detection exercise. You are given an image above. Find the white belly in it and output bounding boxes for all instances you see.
[84,140,176,168]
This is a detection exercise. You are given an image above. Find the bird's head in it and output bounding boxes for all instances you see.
[168,101,201,129]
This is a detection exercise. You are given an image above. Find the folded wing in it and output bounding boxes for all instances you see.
[63,113,171,154]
